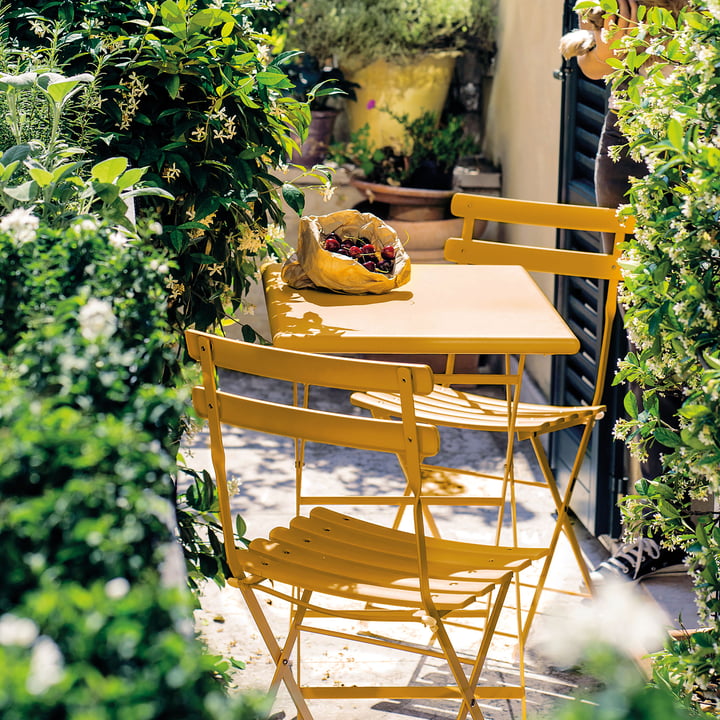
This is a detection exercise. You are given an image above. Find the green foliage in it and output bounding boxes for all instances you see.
[287,0,497,73]
[594,0,720,707]
[6,1,323,333]
[0,581,270,719]
[329,108,480,188]
[0,68,171,227]
[0,213,265,716]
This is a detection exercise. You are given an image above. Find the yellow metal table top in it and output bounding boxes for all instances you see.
[261,263,580,356]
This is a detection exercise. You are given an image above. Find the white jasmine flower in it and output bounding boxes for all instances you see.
[109,231,130,249]
[0,614,39,647]
[148,221,163,235]
[0,208,39,244]
[105,577,131,599]
[537,579,668,666]
[26,636,64,695]
[78,218,98,233]
[78,298,117,341]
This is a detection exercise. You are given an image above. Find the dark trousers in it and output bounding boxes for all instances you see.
[595,110,683,489]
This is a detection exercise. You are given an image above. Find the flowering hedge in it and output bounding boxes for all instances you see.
[0,214,267,717]
[592,0,720,704]
[6,0,328,333]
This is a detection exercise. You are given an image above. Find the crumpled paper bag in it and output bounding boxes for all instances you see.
[281,209,411,294]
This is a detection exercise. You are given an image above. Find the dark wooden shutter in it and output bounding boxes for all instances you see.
[551,0,625,538]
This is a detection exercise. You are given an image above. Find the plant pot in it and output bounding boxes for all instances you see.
[350,178,454,222]
[291,109,339,167]
[341,52,458,151]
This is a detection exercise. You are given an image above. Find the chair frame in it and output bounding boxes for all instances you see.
[186,329,547,720]
[351,193,634,642]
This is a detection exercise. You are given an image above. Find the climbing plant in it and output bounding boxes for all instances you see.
[589,0,720,707]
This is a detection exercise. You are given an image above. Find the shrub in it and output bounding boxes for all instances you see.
[0,213,266,717]
[287,0,497,73]
[595,0,720,706]
[6,0,326,333]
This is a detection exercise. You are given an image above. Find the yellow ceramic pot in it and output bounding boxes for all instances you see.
[342,52,458,151]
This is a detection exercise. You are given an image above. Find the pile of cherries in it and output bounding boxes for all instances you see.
[322,232,396,274]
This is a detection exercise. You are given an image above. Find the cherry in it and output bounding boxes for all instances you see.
[363,260,377,272]
[377,260,393,273]
[324,237,340,252]
[381,245,395,260]
[361,243,376,255]
[337,247,351,256]
[348,246,362,258]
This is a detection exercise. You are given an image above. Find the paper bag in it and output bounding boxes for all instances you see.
[281,209,411,294]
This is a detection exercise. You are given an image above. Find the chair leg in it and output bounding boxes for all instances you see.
[453,575,515,720]
[432,617,486,720]
[522,423,596,642]
[530,432,594,590]
[237,582,316,720]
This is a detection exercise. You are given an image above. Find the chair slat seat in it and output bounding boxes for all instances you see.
[352,386,605,437]
[266,510,543,577]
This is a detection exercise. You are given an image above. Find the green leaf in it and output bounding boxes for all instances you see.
[91,157,128,184]
[116,167,146,191]
[0,71,37,90]
[653,427,681,448]
[0,161,19,182]
[1,144,32,165]
[190,253,218,264]
[4,180,37,202]
[235,514,247,539]
[199,553,218,577]
[241,324,256,343]
[47,76,92,105]
[188,8,229,33]
[282,183,305,215]
[160,0,186,31]
[27,166,53,187]
[667,117,684,151]
[255,70,291,88]
[624,390,639,419]
[679,404,709,419]
[166,74,180,99]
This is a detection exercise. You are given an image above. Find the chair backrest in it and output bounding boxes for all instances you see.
[185,329,440,578]
[444,193,635,407]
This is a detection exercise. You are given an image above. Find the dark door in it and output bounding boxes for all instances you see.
[550,0,625,538]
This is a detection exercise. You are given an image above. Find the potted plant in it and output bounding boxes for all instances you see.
[329,108,482,223]
[287,0,496,150]
[282,52,358,166]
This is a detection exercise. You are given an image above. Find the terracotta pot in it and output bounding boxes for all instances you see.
[350,178,454,221]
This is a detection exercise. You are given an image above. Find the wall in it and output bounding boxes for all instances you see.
[483,0,567,394]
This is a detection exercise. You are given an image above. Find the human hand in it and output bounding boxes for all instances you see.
[594,0,639,64]
[576,0,638,79]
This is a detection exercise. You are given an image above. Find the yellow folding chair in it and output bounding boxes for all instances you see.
[186,329,547,720]
[351,193,634,642]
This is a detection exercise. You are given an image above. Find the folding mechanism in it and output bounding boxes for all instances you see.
[350,193,634,642]
[186,329,547,720]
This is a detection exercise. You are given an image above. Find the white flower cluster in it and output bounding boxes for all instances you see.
[0,614,65,695]
[537,579,667,667]
[0,207,39,244]
[78,298,118,341]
